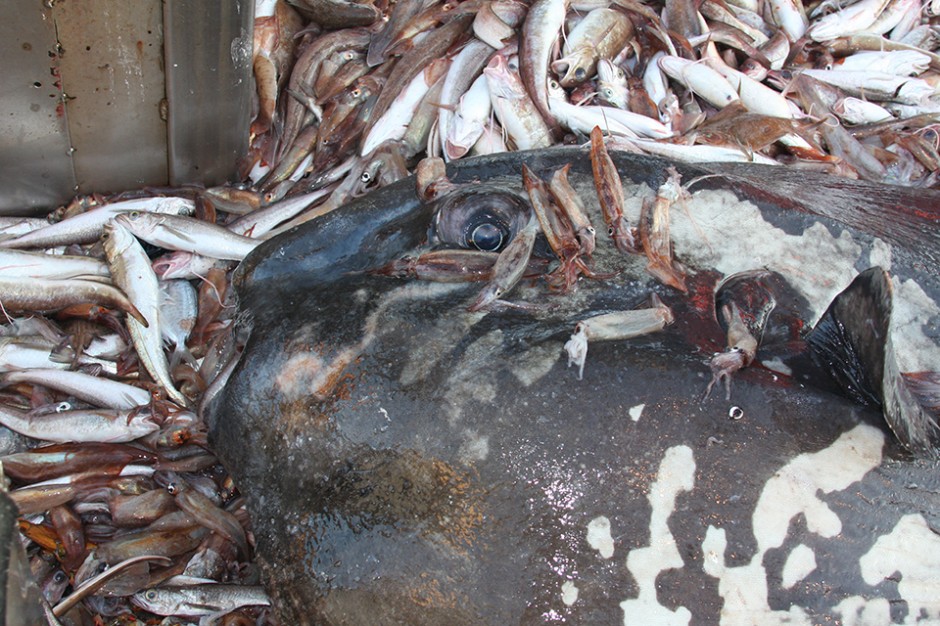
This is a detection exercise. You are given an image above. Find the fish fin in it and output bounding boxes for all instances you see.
[127,303,150,328]
[162,224,197,245]
[169,344,198,370]
[902,371,940,419]
[807,267,939,457]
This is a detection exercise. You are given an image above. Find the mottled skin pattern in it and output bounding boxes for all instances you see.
[210,149,940,625]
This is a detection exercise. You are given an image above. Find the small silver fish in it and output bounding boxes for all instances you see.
[131,583,271,617]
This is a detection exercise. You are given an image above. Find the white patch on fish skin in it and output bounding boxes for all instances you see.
[457,430,489,463]
[702,424,884,626]
[399,310,484,386]
[869,238,892,271]
[781,544,817,590]
[760,357,793,377]
[703,527,810,626]
[567,176,937,391]
[659,189,864,323]
[508,343,565,387]
[620,445,694,626]
[859,514,940,621]
[275,352,328,401]
[834,596,891,626]
[586,516,615,559]
[889,276,940,375]
[629,403,645,422]
[290,282,464,401]
[561,580,579,606]
[442,330,503,424]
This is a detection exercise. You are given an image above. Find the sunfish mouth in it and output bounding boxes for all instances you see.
[211,148,940,625]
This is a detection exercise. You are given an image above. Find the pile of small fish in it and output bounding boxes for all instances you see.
[246,0,940,210]
[0,196,271,623]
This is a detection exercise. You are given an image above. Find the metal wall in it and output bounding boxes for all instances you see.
[0,0,253,215]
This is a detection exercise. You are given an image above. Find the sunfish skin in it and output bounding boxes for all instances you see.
[214,149,940,625]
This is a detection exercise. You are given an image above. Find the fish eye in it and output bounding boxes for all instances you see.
[549,80,560,89]
[145,590,157,601]
[617,69,625,79]
[128,211,141,219]
[608,226,615,236]
[53,571,67,584]
[55,402,71,412]
[430,190,527,252]
[166,482,179,495]
[469,223,504,252]
[575,67,586,80]
[351,88,361,98]
[603,88,613,98]
[360,171,372,183]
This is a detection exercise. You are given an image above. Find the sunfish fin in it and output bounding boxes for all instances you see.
[806,267,939,457]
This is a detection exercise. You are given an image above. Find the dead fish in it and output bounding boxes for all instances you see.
[215,148,940,626]
[0,277,146,327]
[0,405,158,444]
[115,212,260,261]
[0,197,195,249]
[131,583,270,617]
[484,53,554,150]
[520,0,568,130]
[285,0,380,30]
[101,221,189,407]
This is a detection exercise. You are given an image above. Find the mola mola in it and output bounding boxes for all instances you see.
[210,148,940,625]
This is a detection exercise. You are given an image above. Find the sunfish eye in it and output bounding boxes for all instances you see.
[429,189,528,252]
[469,223,504,252]
[574,67,587,80]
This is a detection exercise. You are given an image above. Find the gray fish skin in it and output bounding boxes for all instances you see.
[131,584,270,616]
[214,149,940,626]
